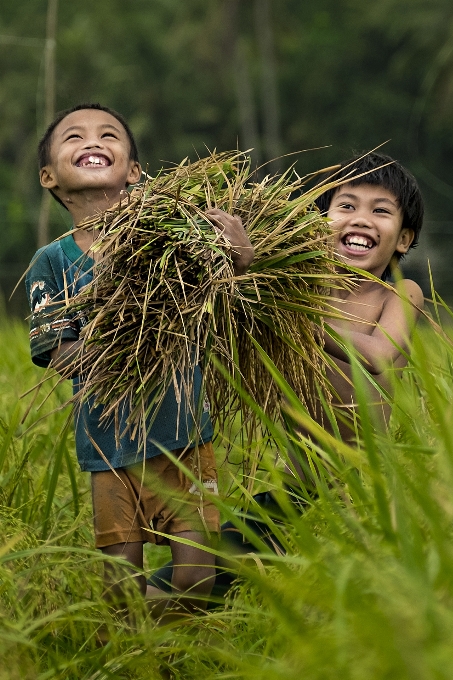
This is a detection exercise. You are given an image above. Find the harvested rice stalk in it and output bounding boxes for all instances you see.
[66,151,347,464]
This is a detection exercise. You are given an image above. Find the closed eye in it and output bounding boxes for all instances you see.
[65,133,82,140]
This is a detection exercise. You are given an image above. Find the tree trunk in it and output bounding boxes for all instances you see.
[254,0,282,174]
[223,0,261,171]
[37,0,58,249]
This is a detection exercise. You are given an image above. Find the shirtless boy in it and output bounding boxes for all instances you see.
[314,151,424,440]
[26,103,253,618]
[149,152,425,598]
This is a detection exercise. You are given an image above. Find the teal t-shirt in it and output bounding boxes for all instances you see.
[26,235,213,472]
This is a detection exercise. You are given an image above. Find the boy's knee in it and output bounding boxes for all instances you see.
[103,567,147,600]
[172,564,216,596]
[101,542,146,597]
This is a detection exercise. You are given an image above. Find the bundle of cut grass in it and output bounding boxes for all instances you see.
[67,151,346,455]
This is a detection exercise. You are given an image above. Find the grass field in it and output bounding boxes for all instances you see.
[2,311,453,679]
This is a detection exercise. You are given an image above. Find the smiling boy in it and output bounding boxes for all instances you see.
[26,103,254,619]
[149,152,426,597]
[314,152,424,440]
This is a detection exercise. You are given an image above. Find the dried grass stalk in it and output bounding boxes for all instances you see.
[66,151,346,460]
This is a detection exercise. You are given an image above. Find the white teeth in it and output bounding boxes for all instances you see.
[344,234,373,250]
[79,156,108,167]
[78,155,107,166]
[349,243,368,251]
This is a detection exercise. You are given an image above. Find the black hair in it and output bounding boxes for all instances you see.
[38,103,140,208]
[315,152,424,280]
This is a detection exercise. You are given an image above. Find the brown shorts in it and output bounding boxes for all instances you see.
[91,442,220,548]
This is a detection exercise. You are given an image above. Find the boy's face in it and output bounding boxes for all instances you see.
[40,109,141,202]
[327,183,414,277]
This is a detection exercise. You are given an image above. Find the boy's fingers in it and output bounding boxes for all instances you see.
[205,209,254,273]
[206,209,244,232]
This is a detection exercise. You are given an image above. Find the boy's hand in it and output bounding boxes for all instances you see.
[206,208,254,276]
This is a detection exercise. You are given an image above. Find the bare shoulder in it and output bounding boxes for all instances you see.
[391,278,424,310]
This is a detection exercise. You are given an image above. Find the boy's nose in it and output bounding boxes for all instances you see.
[351,213,373,228]
[82,138,104,149]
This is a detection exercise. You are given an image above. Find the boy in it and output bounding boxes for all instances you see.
[26,103,254,616]
[149,151,425,595]
[313,151,424,442]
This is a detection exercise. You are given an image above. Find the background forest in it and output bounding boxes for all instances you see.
[1,0,453,315]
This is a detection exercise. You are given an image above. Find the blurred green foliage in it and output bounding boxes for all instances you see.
[1,0,453,314]
[5,294,453,677]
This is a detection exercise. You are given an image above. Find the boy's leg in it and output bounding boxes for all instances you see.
[100,533,214,621]
[92,443,219,619]
[146,530,215,621]
[144,442,219,618]
[148,491,291,604]
[170,530,216,603]
[91,469,150,606]
[102,541,146,599]
[95,541,144,646]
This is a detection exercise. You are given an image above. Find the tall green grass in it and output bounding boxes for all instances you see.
[2,312,453,679]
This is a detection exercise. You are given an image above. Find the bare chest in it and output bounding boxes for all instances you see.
[330,289,387,335]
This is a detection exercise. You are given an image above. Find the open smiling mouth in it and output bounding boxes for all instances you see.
[76,154,111,168]
[341,233,375,252]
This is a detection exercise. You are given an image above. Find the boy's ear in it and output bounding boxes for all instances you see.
[395,228,414,254]
[126,161,142,186]
[40,166,58,190]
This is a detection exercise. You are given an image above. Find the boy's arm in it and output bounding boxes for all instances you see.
[26,249,82,370]
[50,340,83,376]
[206,209,254,275]
[323,280,424,374]
[51,213,252,375]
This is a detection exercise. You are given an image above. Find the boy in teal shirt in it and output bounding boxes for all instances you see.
[26,103,254,617]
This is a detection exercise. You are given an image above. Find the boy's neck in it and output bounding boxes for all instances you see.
[334,266,386,299]
[66,188,124,253]
[66,188,124,226]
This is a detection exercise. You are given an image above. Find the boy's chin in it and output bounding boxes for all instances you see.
[60,178,125,195]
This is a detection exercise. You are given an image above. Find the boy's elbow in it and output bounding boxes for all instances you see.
[51,359,78,379]
[366,363,385,376]
[50,340,82,378]
[50,356,78,379]
[364,349,405,375]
